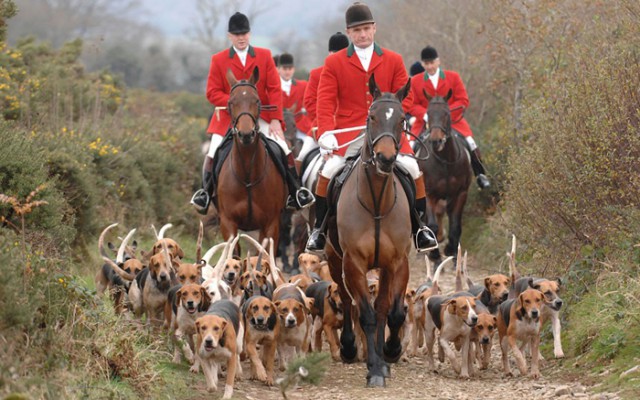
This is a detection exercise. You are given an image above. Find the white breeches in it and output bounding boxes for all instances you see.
[207,118,290,158]
[320,140,421,181]
[296,135,319,162]
[465,136,478,151]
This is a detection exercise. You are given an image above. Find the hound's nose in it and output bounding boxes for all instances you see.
[205,338,213,347]
[501,292,509,301]
[471,315,478,325]
[228,272,235,279]
[531,309,539,318]
[159,273,168,281]
[187,301,194,308]
[481,337,490,344]
[256,316,265,324]
[555,299,563,309]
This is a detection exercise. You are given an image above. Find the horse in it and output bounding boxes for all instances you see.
[324,75,412,387]
[415,89,472,263]
[216,67,287,251]
[283,104,304,158]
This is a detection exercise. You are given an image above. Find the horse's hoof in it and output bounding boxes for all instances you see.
[366,375,385,387]
[382,363,391,378]
[428,250,441,262]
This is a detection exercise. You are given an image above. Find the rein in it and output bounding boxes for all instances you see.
[227,80,272,223]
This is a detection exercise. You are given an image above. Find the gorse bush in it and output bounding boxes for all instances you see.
[503,46,640,273]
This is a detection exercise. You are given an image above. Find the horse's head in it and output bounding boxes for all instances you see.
[365,74,411,175]
[424,88,452,152]
[227,67,261,145]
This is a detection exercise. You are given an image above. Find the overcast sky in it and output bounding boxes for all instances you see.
[138,0,349,40]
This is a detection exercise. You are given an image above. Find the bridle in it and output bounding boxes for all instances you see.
[227,81,261,140]
[363,97,403,167]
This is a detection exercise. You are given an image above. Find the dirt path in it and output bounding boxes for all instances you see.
[188,252,619,400]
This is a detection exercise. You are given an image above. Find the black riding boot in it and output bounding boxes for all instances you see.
[412,197,438,252]
[470,148,490,189]
[285,159,315,210]
[190,156,214,215]
[305,195,327,252]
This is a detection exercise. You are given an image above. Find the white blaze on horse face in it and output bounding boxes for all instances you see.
[386,108,394,121]
[242,91,247,95]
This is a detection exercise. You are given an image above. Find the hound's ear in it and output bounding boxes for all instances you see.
[423,88,432,102]
[527,278,535,288]
[131,240,138,251]
[492,315,498,325]
[200,287,212,311]
[409,289,416,298]
[176,245,185,259]
[505,277,511,286]
[369,74,381,100]
[445,299,457,314]
[220,319,228,332]
[444,88,453,102]
[197,259,206,270]
[395,78,411,102]
[171,259,180,273]
[484,277,492,289]
[555,277,563,287]
[262,261,271,276]
[532,283,542,291]
[298,253,304,264]
[176,288,184,305]
[232,255,242,261]
[305,298,315,312]
[249,66,260,85]
[226,68,238,87]
[195,319,202,331]
[108,242,117,252]
[274,300,282,309]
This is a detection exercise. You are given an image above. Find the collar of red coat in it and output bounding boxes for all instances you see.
[228,45,256,58]
[423,68,446,81]
[346,42,384,57]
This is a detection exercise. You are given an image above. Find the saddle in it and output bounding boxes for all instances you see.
[209,130,288,207]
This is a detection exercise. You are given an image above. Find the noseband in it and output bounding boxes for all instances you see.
[426,98,452,148]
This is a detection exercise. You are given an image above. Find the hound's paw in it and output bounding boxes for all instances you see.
[206,384,218,393]
[554,349,565,358]
[189,365,200,374]
[265,375,274,386]
[530,370,541,379]
[460,372,470,379]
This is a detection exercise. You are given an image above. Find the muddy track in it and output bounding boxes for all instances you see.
[186,253,619,400]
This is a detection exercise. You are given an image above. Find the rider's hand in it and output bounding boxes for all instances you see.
[318,134,338,156]
[423,112,429,124]
[269,120,284,140]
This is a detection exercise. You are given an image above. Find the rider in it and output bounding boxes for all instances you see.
[407,45,490,189]
[298,32,350,173]
[190,12,315,214]
[277,52,312,161]
[306,2,437,253]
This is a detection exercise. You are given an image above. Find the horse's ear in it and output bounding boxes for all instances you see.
[249,66,260,85]
[423,88,432,102]
[226,68,238,87]
[369,74,381,100]
[444,88,453,102]
[395,79,411,102]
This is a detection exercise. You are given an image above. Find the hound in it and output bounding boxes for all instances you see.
[425,292,478,378]
[195,300,243,398]
[273,285,312,369]
[242,295,279,385]
[168,283,211,368]
[305,281,343,360]
[497,288,545,378]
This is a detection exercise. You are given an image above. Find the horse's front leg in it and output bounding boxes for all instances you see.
[444,190,468,258]
[379,258,409,364]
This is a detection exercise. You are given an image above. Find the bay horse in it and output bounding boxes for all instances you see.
[416,89,472,263]
[325,75,412,387]
[216,67,287,251]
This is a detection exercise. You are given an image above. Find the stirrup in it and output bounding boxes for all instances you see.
[190,189,210,215]
[297,187,315,209]
[415,226,438,253]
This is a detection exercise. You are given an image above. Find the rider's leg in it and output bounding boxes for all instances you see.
[305,155,345,252]
[464,136,490,190]
[260,119,315,209]
[295,135,319,175]
[191,133,224,214]
[397,154,438,252]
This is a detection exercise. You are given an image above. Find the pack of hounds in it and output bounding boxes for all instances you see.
[97,223,565,398]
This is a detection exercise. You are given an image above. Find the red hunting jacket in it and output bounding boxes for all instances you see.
[303,65,323,139]
[206,46,283,136]
[282,78,312,135]
[317,43,414,156]
[407,69,473,137]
